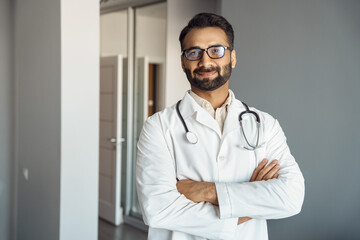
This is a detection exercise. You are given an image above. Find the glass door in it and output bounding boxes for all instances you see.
[131,1,167,218]
[99,9,129,225]
[99,0,167,230]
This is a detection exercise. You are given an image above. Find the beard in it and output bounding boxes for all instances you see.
[184,62,232,91]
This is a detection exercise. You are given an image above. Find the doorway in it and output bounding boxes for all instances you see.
[98,1,167,232]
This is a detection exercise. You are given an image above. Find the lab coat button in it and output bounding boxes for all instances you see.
[218,156,226,161]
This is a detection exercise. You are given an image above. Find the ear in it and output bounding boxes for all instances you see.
[181,55,186,72]
[231,50,237,68]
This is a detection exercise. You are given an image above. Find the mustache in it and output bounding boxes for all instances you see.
[194,66,220,73]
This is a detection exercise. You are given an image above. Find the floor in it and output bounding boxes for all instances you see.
[98,219,148,240]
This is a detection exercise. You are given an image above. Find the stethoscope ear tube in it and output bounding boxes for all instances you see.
[238,102,260,124]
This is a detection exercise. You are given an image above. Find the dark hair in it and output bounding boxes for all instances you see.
[179,13,234,50]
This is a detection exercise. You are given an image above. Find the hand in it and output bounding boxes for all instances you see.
[238,217,252,224]
[238,159,280,225]
[176,179,218,205]
[250,158,280,182]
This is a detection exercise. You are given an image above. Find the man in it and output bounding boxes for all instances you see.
[136,13,304,240]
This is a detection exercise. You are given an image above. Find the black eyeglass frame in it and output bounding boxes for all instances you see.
[182,45,233,61]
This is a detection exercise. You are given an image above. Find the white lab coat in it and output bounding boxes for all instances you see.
[136,91,305,240]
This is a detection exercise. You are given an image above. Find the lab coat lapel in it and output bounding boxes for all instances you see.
[178,92,198,120]
[179,92,222,138]
[195,110,222,138]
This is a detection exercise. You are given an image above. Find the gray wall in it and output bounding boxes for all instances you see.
[14,1,99,239]
[222,0,360,239]
[0,0,14,239]
[15,0,61,239]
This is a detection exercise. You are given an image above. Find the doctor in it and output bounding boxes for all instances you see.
[136,13,304,240]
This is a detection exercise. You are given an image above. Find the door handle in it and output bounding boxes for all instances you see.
[109,138,125,143]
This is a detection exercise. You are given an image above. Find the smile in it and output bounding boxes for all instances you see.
[196,71,217,78]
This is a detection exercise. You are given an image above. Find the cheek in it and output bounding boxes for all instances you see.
[184,63,197,73]
[219,57,231,71]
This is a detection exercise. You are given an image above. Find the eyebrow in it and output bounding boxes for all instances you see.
[184,44,225,51]
[184,46,201,51]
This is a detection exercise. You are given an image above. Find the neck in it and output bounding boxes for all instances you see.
[191,82,230,109]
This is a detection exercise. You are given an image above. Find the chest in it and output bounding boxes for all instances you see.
[167,122,265,183]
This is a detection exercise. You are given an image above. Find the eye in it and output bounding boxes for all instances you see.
[186,49,200,56]
[208,46,225,57]
[185,48,202,60]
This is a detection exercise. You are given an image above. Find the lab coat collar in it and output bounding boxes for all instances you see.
[179,91,222,137]
[178,90,247,138]
[178,91,202,120]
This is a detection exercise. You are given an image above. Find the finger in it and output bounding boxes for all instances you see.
[255,160,279,181]
[274,173,279,179]
[250,160,266,182]
[256,160,278,181]
[263,164,280,180]
[250,159,268,182]
[264,163,280,180]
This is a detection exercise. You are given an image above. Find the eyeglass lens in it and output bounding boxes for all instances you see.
[185,46,226,60]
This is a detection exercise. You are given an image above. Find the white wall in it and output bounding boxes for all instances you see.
[165,0,218,107]
[136,15,166,59]
[0,0,14,239]
[101,0,162,12]
[101,11,128,57]
[15,0,99,239]
[221,0,360,239]
[101,8,166,59]
[60,1,99,240]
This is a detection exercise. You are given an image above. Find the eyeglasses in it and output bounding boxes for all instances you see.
[182,45,232,61]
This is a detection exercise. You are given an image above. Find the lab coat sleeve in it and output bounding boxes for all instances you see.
[216,114,305,220]
[136,115,238,240]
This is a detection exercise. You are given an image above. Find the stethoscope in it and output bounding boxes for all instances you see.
[176,100,262,150]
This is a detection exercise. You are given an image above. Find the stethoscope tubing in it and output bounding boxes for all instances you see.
[176,100,198,144]
[238,102,261,150]
[176,100,261,149]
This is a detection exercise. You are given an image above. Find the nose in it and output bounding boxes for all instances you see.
[198,50,212,67]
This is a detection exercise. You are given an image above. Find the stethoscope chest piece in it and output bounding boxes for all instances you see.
[186,131,198,144]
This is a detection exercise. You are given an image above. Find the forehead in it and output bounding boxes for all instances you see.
[183,27,228,49]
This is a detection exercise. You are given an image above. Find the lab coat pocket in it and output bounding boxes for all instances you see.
[172,139,217,182]
[220,144,256,182]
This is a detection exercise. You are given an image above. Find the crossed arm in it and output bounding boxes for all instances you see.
[176,158,281,225]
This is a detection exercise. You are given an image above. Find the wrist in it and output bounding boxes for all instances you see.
[204,182,218,205]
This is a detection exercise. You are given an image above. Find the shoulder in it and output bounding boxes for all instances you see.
[143,104,177,132]
[147,104,177,123]
[233,98,277,122]
[252,106,277,124]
